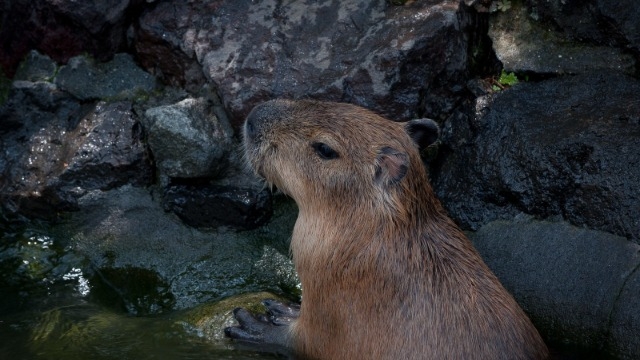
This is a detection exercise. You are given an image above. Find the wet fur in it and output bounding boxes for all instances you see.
[243,100,549,360]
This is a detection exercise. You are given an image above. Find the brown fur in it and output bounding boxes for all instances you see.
[243,99,549,360]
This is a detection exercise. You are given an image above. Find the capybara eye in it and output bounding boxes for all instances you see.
[311,142,339,160]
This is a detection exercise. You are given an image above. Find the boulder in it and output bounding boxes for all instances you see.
[470,217,640,359]
[134,0,473,126]
[142,97,233,181]
[0,81,152,219]
[489,1,636,75]
[67,185,298,310]
[526,0,640,55]
[162,183,273,230]
[55,53,157,101]
[13,50,58,82]
[432,71,640,242]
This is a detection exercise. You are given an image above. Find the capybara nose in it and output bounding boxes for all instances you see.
[244,100,292,143]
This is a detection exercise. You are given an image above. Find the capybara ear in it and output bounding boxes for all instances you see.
[405,118,439,150]
[375,147,409,186]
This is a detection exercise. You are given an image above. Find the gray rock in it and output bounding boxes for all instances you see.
[469,217,640,359]
[608,266,640,360]
[13,50,58,82]
[55,53,156,101]
[66,185,298,310]
[432,71,640,242]
[134,0,472,126]
[489,2,636,75]
[142,97,233,180]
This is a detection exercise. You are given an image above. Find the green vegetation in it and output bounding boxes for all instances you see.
[492,69,521,91]
[498,69,519,86]
[493,0,512,12]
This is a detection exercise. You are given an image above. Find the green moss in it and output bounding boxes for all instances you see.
[498,69,519,86]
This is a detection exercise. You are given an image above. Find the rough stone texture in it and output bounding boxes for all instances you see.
[525,0,640,56]
[609,266,640,360]
[163,184,273,230]
[55,54,157,101]
[432,71,640,242]
[142,97,234,180]
[0,0,145,77]
[489,2,636,75]
[13,51,58,82]
[134,0,472,126]
[469,218,640,359]
[67,185,298,310]
[0,81,152,219]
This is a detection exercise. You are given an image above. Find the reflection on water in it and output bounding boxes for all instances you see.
[0,226,285,360]
[0,303,283,360]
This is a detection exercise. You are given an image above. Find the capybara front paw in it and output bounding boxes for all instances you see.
[225,301,296,347]
[263,299,300,325]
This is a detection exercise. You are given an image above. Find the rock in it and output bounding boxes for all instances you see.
[55,53,157,101]
[65,185,298,310]
[526,0,640,56]
[0,0,144,77]
[134,1,208,92]
[142,97,233,180]
[469,217,640,359]
[163,183,273,230]
[134,0,472,126]
[432,71,640,242]
[609,267,640,360]
[183,291,288,343]
[13,50,58,82]
[489,2,636,75]
[0,81,152,219]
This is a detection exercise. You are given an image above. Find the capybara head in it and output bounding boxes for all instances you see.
[243,99,438,216]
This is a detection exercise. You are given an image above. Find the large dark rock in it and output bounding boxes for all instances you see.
[489,1,636,75]
[0,81,152,219]
[469,218,640,359]
[162,183,273,230]
[432,71,640,242]
[134,0,473,127]
[526,0,640,56]
[0,0,147,77]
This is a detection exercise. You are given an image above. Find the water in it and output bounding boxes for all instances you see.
[0,224,287,360]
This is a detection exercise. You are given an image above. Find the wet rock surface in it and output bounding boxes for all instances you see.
[0,81,152,219]
[134,0,472,126]
[163,183,273,230]
[433,72,640,242]
[67,185,297,311]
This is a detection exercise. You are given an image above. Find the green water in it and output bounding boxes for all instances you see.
[0,224,287,360]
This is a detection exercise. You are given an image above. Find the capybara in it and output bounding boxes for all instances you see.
[226,99,549,360]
